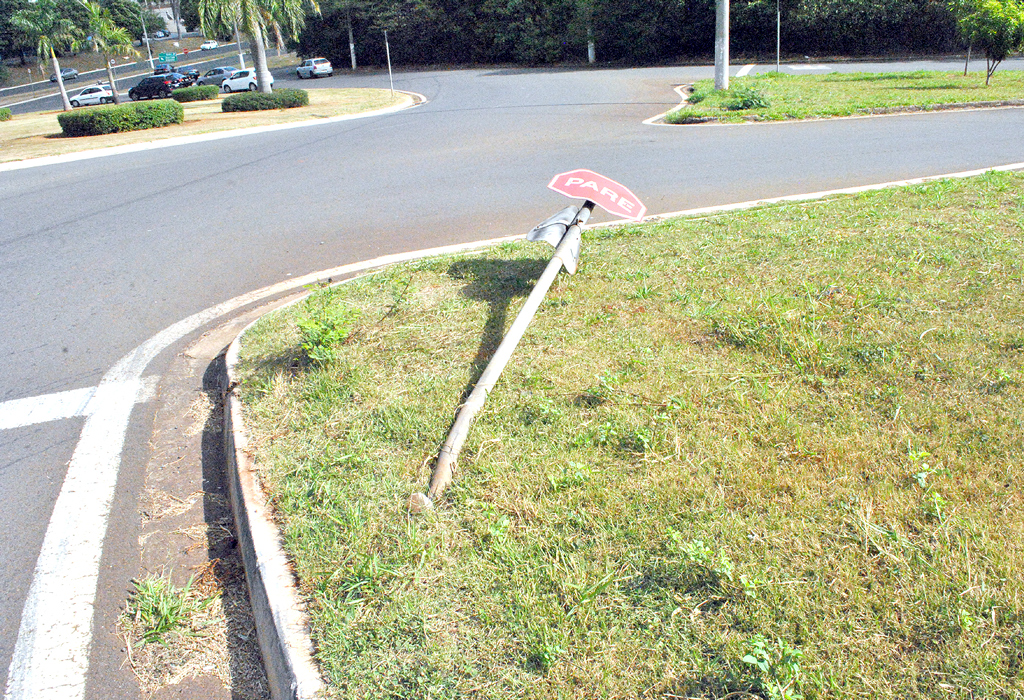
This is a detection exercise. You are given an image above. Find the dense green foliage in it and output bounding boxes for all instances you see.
[0,107,12,121]
[102,0,167,40]
[221,87,310,111]
[172,84,220,102]
[56,99,184,136]
[295,0,968,67]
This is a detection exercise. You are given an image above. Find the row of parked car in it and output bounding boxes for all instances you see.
[126,66,275,100]
[61,57,336,106]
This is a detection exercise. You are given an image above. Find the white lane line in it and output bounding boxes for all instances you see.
[790,64,831,71]
[0,379,157,431]
[8,158,1024,699]
[736,64,755,77]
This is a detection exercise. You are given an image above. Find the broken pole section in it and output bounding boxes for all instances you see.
[408,202,595,513]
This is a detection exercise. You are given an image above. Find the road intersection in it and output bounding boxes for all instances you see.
[2,60,1023,698]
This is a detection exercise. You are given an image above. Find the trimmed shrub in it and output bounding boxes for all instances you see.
[57,100,184,137]
[0,107,11,122]
[221,88,309,112]
[172,85,219,103]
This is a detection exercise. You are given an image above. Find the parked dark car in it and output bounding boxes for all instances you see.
[196,66,236,87]
[49,68,79,82]
[128,75,174,100]
[163,72,193,88]
[153,63,175,75]
[184,68,200,82]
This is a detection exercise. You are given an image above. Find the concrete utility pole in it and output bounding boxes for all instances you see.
[715,0,729,90]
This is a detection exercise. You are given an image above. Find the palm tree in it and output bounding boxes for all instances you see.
[12,0,81,111]
[76,1,137,105]
[199,0,317,94]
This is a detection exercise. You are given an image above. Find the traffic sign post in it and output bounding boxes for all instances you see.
[410,171,645,512]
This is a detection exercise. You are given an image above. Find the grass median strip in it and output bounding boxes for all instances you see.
[666,70,1024,123]
[236,171,1024,699]
[0,88,408,163]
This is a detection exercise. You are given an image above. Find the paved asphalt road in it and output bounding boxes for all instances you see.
[1,60,1024,698]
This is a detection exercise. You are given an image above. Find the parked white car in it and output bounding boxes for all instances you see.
[200,40,218,50]
[222,68,274,92]
[296,58,332,79]
[70,84,114,107]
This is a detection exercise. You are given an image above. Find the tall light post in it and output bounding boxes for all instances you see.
[776,0,781,73]
[138,2,154,70]
[714,0,729,90]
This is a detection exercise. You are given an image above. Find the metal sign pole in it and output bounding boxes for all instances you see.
[409,202,594,512]
[384,30,394,96]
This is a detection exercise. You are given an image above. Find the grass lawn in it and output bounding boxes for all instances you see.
[235,171,1024,699]
[665,70,1024,123]
[0,88,410,163]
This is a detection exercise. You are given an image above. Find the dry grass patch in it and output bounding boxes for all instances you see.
[0,88,409,163]
[236,171,1024,699]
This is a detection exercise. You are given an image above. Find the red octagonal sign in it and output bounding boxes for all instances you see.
[548,169,647,221]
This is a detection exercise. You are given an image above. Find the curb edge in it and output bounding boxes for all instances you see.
[225,317,325,700]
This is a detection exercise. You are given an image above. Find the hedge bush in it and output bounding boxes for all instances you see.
[221,88,309,112]
[57,100,184,137]
[172,85,219,103]
[0,107,11,122]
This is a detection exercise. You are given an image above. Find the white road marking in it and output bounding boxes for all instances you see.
[0,379,157,431]
[7,158,1024,699]
[790,64,831,71]
[736,64,755,77]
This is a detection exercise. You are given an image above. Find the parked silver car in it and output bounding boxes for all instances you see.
[296,58,332,79]
[196,66,237,87]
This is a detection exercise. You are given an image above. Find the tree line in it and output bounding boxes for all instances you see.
[293,0,976,68]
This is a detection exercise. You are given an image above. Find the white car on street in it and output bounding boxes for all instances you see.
[200,40,218,50]
[222,68,274,92]
[296,58,332,79]
[70,84,115,107]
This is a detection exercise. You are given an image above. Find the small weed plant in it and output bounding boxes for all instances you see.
[124,574,213,646]
[727,84,771,110]
[743,634,805,700]
[295,286,359,364]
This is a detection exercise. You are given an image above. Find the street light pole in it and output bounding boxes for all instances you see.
[139,4,154,70]
[714,0,729,90]
[776,0,781,73]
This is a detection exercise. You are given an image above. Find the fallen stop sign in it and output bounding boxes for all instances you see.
[548,169,646,221]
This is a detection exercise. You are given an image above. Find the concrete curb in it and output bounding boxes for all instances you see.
[224,322,325,700]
